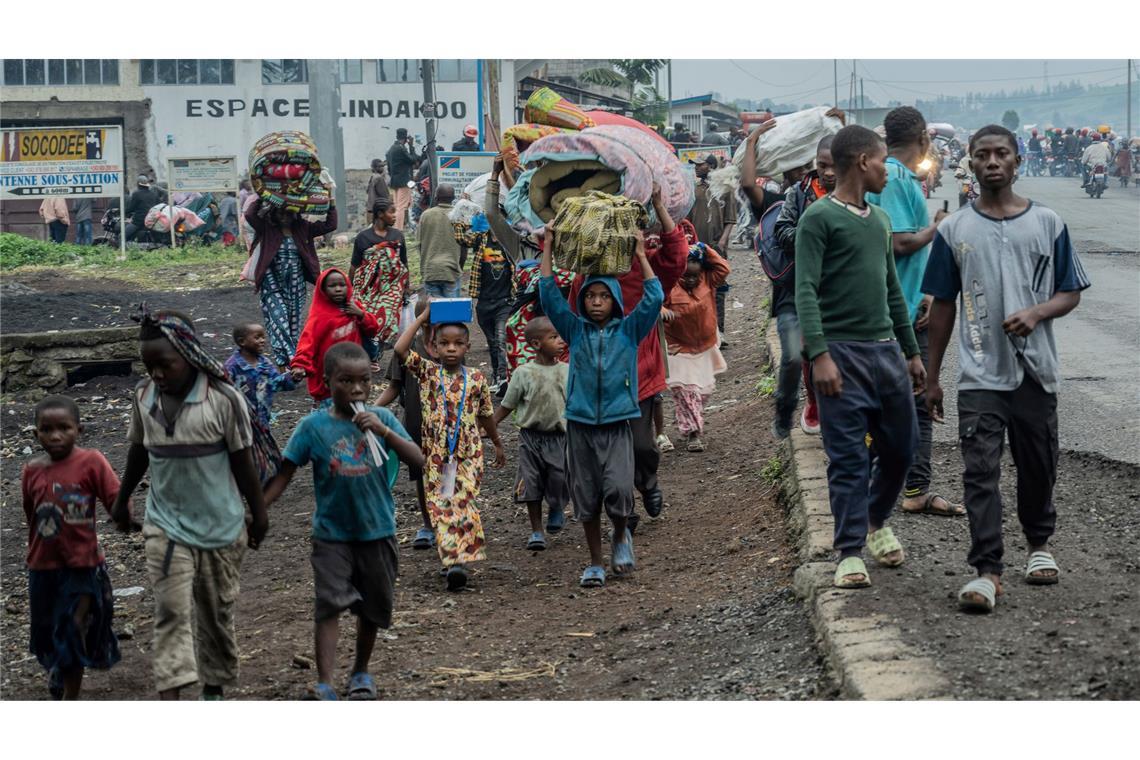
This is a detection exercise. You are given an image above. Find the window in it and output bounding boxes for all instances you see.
[139,60,234,85]
[377,59,421,83]
[339,59,362,84]
[3,59,118,85]
[262,59,308,84]
[435,59,476,82]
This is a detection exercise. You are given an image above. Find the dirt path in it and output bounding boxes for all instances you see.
[1,248,836,700]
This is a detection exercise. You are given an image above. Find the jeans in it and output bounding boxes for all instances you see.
[476,301,511,384]
[74,220,93,245]
[903,327,933,497]
[774,310,803,429]
[814,341,917,555]
[958,377,1058,576]
[423,280,461,298]
[48,221,68,243]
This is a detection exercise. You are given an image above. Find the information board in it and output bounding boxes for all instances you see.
[435,151,495,191]
[167,156,239,193]
[1,125,124,200]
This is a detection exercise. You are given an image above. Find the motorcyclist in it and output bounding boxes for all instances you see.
[1080,133,1112,187]
[1062,128,1081,174]
[954,151,976,207]
[1078,127,1093,152]
[1027,129,1044,175]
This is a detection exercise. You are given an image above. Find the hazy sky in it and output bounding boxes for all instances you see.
[669,59,1132,104]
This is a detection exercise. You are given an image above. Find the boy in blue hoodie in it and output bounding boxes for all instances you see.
[538,228,664,589]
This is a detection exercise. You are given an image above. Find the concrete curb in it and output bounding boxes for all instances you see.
[765,322,951,700]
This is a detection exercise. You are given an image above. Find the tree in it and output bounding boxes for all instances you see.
[578,60,668,107]
[1002,109,1020,131]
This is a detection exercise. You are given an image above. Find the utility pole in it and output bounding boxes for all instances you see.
[420,59,438,203]
[833,59,838,107]
[667,60,673,132]
[860,78,865,126]
[1128,59,1133,140]
[307,59,345,231]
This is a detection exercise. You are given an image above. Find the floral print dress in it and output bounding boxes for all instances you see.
[351,242,409,345]
[404,350,493,567]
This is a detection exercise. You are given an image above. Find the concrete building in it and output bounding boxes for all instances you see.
[669,94,742,137]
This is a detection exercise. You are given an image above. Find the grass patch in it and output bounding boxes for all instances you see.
[761,456,783,485]
[755,367,776,397]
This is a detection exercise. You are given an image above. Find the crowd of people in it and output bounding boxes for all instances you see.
[19,103,1093,701]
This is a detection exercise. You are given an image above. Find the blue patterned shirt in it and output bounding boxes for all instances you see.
[224,350,296,427]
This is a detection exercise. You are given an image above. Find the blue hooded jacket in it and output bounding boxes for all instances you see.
[538,272,664,425]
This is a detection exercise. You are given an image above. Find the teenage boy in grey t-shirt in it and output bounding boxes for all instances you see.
[922,125,1090,614]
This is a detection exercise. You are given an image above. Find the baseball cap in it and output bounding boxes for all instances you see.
[137,174,151,186]
[463,124,478,138]
[688,155,718,167]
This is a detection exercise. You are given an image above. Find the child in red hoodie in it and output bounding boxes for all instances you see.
[291,268,380,402]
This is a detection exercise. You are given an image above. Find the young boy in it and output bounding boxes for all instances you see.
[793,125,926,590]
[224,322,296,429]
[22,395,129,699]
[922,125,1090,614]
[865,106,960,517]
[539,228,663,588]
[113,309,268,700]
[374,293,435,550]
[264,342,424,698]
[492,316,570,551]
[770,135,838,439]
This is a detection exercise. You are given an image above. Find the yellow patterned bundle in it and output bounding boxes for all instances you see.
[549,191,648,275]
[523,87,596,131]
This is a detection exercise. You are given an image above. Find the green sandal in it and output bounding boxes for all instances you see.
[867,527,905,567]
[834,556,871,588]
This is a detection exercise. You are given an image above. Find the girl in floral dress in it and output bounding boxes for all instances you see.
[393,303,506,591]
[349,201,409,363]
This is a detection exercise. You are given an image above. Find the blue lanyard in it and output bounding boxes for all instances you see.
[439,366,467,459]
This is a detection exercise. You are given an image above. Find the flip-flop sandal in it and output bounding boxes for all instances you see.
[867,526,906,567]
[347,672,377,701]
[446,565,469,591]
[526,531,547,551]
[834,556,872,588]
[1025,551,1060,585]
[412,528,435,550]
[304,682,339,700]
[546,508,565,533]
[579,565,606,588]
[902,493,966,517]
[686,436,706,452]
[611,529,636,575]
[958,577,998,613]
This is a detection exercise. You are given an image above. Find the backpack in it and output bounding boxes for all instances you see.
[756,200,792,285]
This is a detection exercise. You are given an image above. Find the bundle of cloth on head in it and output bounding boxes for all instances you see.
[248,130,331,216]
[132,305,281,484]
[731,106,844,178]
[499,87,596,179]
[548,190,649,275]
[506,124,693,233]
[145,203,205,233]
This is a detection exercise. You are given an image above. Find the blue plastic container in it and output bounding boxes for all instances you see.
[429,297,473,324]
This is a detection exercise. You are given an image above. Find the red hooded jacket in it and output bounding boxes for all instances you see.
[291,267,380,400]
[567,225,689,402]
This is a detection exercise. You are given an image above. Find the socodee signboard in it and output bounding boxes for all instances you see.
[1,126,124,200]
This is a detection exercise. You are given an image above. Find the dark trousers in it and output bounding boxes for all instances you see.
[959,377,1058,576]
[476,301,511,385]
[815,341,917,555]
[904,327,933,496]
[48,221,68,243]
[629,397,660,498]
[774,310,803,429]
[715,288,727,334]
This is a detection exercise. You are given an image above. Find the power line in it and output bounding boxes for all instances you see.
[866,65,1121,86]
[727,60,831,90]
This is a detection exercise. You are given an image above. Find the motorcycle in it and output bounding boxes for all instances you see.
[1026,153,1045,177]
[1085,163,1108,199]
[94,207,173,249]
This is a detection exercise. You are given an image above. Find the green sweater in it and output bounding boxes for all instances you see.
[793,197,919,361]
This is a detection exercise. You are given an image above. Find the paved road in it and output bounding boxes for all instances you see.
[925,175,1140,464]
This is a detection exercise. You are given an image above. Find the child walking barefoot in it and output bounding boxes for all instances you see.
[661,243,731,452]
[22,395,129,699]
[393,305,506,591]
[264,342,424,698]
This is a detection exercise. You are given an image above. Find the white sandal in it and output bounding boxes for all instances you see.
[958,577,997,613]
[1025,551,1060,585]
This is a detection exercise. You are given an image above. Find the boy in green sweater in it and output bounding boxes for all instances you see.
[794,125,926,590]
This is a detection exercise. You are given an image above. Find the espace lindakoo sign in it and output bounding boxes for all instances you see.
[1,126,124,200]
[182,97,470,120]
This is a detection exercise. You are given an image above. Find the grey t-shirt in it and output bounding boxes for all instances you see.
[922,201,1090,393]
[500,361,569,432]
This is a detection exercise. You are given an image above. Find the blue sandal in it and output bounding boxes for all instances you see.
[527,531,547,551]
[412,528,435,550]
[347,672,377,700]
[307,682,339,700]
[612,529,635,575]
[580,565,606,588]
[547,508,566,533]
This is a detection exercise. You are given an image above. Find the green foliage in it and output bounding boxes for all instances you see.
[755,371,776,398]
[0,232,241,271]
[761,456,783,485]
[1001,109,1020,131]
[579,59,668,105]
